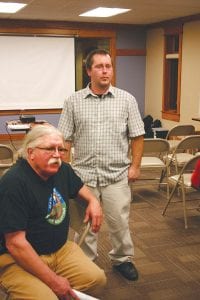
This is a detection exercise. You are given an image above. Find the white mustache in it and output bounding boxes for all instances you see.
[48,158,62,166]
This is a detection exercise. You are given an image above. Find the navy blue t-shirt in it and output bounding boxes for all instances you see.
[0,159,83,255]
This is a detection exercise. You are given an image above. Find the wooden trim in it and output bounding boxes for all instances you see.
[162,111,180,122]
[78,29,115,38]
[176,31,183,120]
[0,14,199,30]
[0,19,145,31]
[162,24,183,121]
[164,25,183,35]
[0,133,25,141]
[116,49,146,56]
[0,20,117,114]
[0,20,116,38]
[109,37,116,84]
[148,13,200,29]
[0,109,62,116]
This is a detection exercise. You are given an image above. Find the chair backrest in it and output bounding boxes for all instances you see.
[180,154,200,175]
[175,135,200,152]
[0,144,14,176]
[143,138,170,154]
[68,198,91,246]
[166,125,195,140]
[0,144,14,161]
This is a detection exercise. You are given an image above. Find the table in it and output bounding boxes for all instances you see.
[6,120,48,133]
[152,127,169,139]
[192,117,200,122]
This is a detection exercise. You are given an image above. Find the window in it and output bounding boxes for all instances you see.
[162,25,183,121]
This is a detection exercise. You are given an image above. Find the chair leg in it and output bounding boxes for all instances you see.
[158,170,165,190]
[166,179,169,200]
[181,184,188,229]
[162,182,179,215]
[159,169,164,184]
[158,169,169,199]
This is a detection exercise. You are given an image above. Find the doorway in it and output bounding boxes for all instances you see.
[75,38,110,90]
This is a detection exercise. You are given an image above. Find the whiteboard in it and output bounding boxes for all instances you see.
[0,36,75,110]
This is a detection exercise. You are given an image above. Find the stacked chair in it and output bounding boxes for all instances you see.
[162,134,200,228]
[166,135,200,174]
[68,197,91,246]
[133,138,170,198]
[162,154,200,229]
[166,124,195,152]
[0,144,14,177]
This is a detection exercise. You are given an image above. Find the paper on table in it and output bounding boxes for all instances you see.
[72,289,100,300]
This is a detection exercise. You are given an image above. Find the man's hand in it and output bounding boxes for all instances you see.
[5,232,80,300]
[78,185,103,233]
[50,274,80,300]
[84,198,103,233]
[128,165,141,182]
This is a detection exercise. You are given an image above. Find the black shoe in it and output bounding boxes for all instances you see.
[113,262,139,281]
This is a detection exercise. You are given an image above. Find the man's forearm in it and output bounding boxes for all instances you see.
[78,185,103,233]
[5,232,58,288]
[131,135,144,168]
[78,185,98,204]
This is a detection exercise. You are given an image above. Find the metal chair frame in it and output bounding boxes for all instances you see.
[133,138,170,197]
[166,124,195,152]
[167,135,200,174]
[166,124,195,140]
[69,197,91,246]
[162,155,200,229]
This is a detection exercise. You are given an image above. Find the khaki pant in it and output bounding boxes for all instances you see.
[0,241,106,300]
[77,177,134,264]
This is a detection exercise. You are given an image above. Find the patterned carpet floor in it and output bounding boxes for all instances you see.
[96,184,200,300]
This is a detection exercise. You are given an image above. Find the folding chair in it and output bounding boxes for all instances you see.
[69,197,91,246]
[0,144,14,176]
[162,155,200,229]
[167,135,200,174]
[133,138,170,197]
[166,124,195,152]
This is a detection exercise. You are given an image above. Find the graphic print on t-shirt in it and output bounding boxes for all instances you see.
[45,188,66,225]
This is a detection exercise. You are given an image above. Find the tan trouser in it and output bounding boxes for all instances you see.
[77,177,134,264]
[0,241,106,300]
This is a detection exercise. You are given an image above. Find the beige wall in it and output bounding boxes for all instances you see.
[145,20,200,131]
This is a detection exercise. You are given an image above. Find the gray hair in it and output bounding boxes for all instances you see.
[18,125,64,159]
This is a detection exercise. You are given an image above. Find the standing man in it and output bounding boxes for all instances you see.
[58,49,144,281]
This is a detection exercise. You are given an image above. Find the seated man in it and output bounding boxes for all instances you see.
[0,125,106,300]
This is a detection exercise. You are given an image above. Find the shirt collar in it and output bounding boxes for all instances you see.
[84,83,115,99]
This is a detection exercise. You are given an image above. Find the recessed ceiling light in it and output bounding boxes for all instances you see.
[79,7,131,18]
[0,2,27,13]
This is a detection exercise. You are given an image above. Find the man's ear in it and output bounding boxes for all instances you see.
[27,147,34,160]
[86,68,91,77]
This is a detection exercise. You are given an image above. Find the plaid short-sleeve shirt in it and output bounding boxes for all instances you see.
[58,85,145,187]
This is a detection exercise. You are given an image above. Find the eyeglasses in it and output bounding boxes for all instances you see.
[35,147,67,155]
